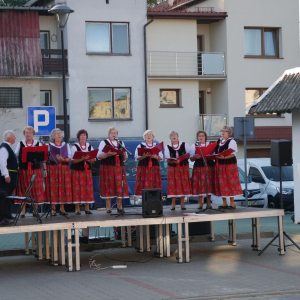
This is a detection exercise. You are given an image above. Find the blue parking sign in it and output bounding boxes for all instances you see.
[27,107,56,136]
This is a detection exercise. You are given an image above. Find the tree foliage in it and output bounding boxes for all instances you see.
[147,0,161,9]
[0,0,31,6]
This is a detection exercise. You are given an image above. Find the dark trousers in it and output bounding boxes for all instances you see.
[0,187,14,221]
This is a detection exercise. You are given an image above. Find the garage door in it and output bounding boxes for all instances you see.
[247,148,270,158]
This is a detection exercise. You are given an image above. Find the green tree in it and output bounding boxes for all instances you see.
[147,0,161,9]
[0,0,30,5]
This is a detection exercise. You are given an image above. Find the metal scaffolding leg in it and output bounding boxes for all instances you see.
[36,232,43,260]
[43,231,50,260]
[24,232,29,255]
[163,224,170,257]
[251,218,261,251]
[58,230,65,266]
[127,226,132,247]
[228,219,237,246]
[210,221,215,242]
[67,229,73,271]
[51,230,58,266]
[31,232,36,255]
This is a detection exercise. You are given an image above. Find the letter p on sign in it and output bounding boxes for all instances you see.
[27,107,56,136]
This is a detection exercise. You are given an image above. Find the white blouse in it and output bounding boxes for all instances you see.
[134,142,164,161]
[190,141,210,157]
[15,139,39,157]
[71,142,94,159]
[214,138,238,156]
[164,141,191,159]
[97,139,126,158]
[49,142,72,159]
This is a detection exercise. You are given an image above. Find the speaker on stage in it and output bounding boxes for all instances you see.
[142,189,163,218]
[271,140,292,167]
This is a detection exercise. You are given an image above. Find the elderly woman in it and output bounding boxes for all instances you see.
[164,131,191,210]
[214,125,242,209]
[190,130,215,209]
[15,126,46,217]
[45,129,72,216]
[97,127,129,215]
[71,129,95,215]
[134,130,163,197]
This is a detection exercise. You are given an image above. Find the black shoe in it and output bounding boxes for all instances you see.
[228,206,236,209]
[206,205,212,209]
[61,212,68,216]
[85,210,92,215]
[0,219,11,226]
[5,214,14,220]
[170,207,175,211]
[52,213,57,217]
[106,210,111,214]
[218,205,228,209]
[197,206,203,210]
[20,215,25,219]
[117,208,125,215]
[181,206,186,210]
[75,212,81,215]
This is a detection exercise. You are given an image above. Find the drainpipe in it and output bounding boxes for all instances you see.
[144,16,154,130]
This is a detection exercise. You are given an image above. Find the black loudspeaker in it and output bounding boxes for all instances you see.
[271,140,292,167]
[188,222,211,236]
[142,189,163,218]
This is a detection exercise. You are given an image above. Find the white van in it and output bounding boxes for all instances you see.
[237,158,294,210]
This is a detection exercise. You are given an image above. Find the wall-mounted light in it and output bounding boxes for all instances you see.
[207,88,211,94]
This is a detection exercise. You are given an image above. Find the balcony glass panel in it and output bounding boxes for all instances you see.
[199,114,227,137]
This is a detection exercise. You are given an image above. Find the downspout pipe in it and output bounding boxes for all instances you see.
[144,16,154,130]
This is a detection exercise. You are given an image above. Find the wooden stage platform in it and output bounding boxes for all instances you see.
[0,207,285,271]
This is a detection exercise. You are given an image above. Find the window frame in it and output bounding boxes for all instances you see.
[245,88,281,118]
[159,89,181,108]
[85,21,130,55]
[88,87,132,121]
[40,90,52,106]
[244,27,279,58]
[0,88,22,108]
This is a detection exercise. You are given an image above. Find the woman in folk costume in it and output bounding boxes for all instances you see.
[190,130,215,209]
[214,125,242,209]
[70,129,95,215]
[164,130,191,210]
[134,130,163,197]
[15,126,46,217]
[97,127,128,215]
[45,128,72,216]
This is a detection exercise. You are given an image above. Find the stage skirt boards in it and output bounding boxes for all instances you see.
[214,158,242,197]
[45,162,72,204]
[15,168,45,204]
[167,164,191,198]
[99,165,129,199]
[191,159,215,196]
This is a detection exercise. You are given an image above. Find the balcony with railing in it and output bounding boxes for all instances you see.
[199,114,227,138]
[41,49,68,75]
[148,51,226,78]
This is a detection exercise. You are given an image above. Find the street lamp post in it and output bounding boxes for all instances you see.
[48,5,74,143]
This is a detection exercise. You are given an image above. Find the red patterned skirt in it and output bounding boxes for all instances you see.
[71,170,94,203]
[15,168,45,204]
[167,165,191,198]
[191,165,215,196]
[214,163,243,197]
[99,165,129,199]
[45,164,72,204]
[134,165,162,197]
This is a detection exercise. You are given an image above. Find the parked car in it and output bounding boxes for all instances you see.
[188,161,268,207]
[237,158,294,210]
[89,140,168,208]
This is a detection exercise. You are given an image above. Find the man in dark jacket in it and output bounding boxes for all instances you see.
[0,130,17,225]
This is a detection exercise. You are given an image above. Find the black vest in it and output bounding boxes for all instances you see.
[214,138,237,165]
[137,143,160,167]
[70,144,92,171]
[99,139,125,167]
[18,141,41,170]
[167,142,188,167]
[194,142,215,167]
[0,143,18,188]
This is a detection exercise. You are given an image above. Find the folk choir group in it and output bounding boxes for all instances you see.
[0,125,242,225]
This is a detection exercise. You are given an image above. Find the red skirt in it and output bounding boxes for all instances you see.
[71,170,94,203]
[45,164,72,204]
[99,165,129,199]
[167,165,191,197]
[191,165,215,196]
[16,168,45,204]
[134,165,162,197]
[214,163,243,197]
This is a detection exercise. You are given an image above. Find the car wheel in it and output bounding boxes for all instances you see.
[268,196,277,209]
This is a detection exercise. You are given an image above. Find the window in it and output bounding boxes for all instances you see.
[86,22,129,54]
[244,27,279,58]
[88,88,131,120]
[0,88,22,107]
[249,167,261,177]
[40,91,51,106]
[160,89,180,108]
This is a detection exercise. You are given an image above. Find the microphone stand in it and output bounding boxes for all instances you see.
[196,142,224,213]
[39,138,69,219]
